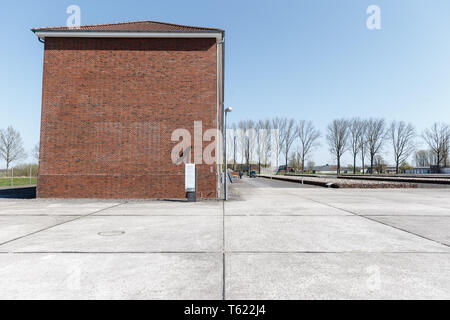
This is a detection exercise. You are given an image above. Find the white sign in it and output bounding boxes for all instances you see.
[185,164,196,192]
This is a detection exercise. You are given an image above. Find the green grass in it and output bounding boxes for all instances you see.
[0,177,37,187]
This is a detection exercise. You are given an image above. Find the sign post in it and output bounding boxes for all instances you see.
[185,163,197,202]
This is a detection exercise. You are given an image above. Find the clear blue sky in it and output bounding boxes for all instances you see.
[1,0,449,167]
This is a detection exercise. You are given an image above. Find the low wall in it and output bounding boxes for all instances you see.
[258,174,418,189]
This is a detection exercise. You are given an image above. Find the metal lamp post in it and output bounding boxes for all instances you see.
[224,107,232,200]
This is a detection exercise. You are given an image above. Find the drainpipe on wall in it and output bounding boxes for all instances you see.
[216,31,225,199]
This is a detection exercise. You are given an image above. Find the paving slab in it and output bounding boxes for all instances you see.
[226,197,350,216]
[226,253,450,299]
[225,216,449,252]
[0,200,122,216]
[1,216,222,253]
[0,177,449,299]
[95,200,222,216]
[0,253,222,299]
[283,189,450,216]
[229,183,349,216]
[0,216,77,244]
[369,216,450,246]
[326,202,448,216]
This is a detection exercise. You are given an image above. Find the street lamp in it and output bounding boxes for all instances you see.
[224,107,232,201]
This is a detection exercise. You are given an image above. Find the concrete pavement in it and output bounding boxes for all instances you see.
[0,177,449,299]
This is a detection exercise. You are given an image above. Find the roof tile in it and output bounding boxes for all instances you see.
[32,20,222,33]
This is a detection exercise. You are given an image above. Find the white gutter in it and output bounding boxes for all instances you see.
[216,38,223,198]
[34,31,222,40]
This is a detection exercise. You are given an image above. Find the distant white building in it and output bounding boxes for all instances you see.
[313,164,352,174]
[440,167,450,174]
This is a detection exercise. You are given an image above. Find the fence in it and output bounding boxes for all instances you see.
[0,166,38,187]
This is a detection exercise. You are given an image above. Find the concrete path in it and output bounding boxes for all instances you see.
[0,178,449,299]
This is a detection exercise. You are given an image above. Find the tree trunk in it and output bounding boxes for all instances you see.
[246,144,250,175]
[337,155,341,175]
[285,152,288,174]
[370,155,374,174]
[353,155,356,174]
[361,155,365,174]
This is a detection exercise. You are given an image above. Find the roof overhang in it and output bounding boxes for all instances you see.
[33,30,223,41]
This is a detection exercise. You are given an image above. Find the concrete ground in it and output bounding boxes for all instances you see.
[0,178,449,299]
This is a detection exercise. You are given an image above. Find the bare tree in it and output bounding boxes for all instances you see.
[307,160,315,172]
[225,124,237,170]
[443,146,449,167]
[326,119,350,174]
[238,120,256,174]
[271,117,285,170]
[289,148,301,171]
[427,149,437,167]
[359,121,368,174]
[390,121,416,174]
[280,118,297,172]
[33,142,40,162]
[297,120,320,173]
[365,118,387,174]
[256,119,271,172]
[255,121,263,173]
[237,121,247,170]
[374,155,387,174]
[349,118,364,174]
[262,120,272,168]
[422,123,450,167]
[0,126,27,170]
[247,120,257,173]
[414,150,429,167]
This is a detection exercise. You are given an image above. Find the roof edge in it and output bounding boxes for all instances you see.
[32,28,224,33]
[31,20,224,33]
[33,30,224,40]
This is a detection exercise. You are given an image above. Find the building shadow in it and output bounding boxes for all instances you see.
[0,187,36,199]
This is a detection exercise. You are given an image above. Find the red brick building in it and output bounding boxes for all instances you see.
[32,21,225,199]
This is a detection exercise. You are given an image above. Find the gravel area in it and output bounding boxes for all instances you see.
[259,174,417,188]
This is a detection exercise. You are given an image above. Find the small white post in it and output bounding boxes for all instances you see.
[185,163,196,202]
[11,168,13,186]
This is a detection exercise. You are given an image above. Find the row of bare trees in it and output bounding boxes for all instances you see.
[327,119,450,174]
[227,118,321,173]
[326,118,418,174]
[422,123,450,167]
[228,118,450,175]
[2,121,449,175]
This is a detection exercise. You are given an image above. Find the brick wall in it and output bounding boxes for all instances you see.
[38,37,219,199]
